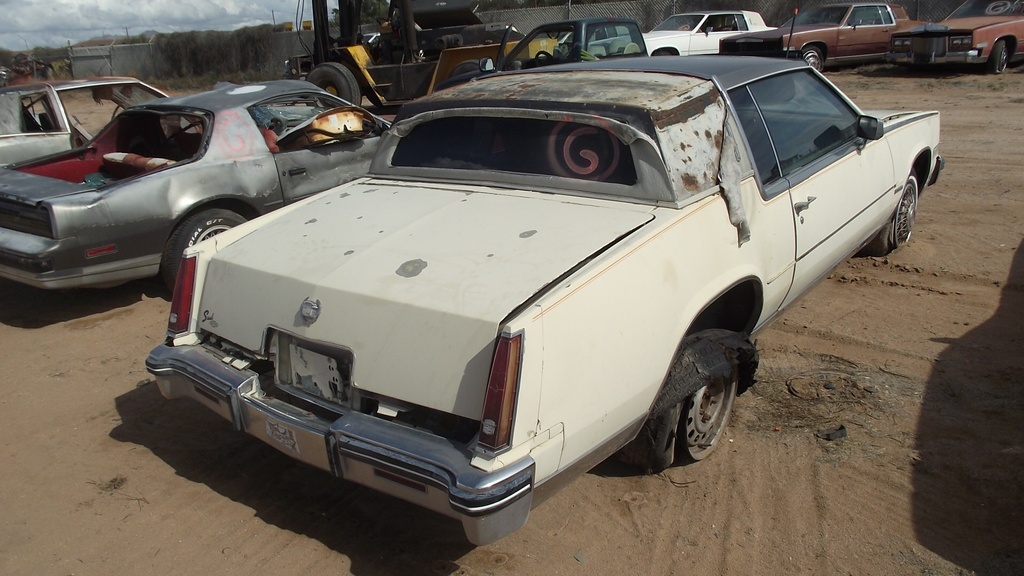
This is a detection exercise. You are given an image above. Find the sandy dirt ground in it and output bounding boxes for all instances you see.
[1,66,1022,576]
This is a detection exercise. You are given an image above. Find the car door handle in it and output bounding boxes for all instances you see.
[794,196,817,214]
[287,167,307,177]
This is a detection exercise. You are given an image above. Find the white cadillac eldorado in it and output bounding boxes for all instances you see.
[146,57,942,545]
[642,11,774,56]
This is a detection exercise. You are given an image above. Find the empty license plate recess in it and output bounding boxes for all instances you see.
[286,340,344,403]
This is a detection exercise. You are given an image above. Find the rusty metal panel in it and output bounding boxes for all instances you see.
[653,80,725,197]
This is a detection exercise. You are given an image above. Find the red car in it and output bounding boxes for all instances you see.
[886,0,1024,73]
[720,3,922,71]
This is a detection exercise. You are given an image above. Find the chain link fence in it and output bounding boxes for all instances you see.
[481,0,964,34]
[68,0,967,81]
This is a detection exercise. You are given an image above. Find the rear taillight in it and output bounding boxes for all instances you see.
[478,332,523,452]
[167,255,197,337]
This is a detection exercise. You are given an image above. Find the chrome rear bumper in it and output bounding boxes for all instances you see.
[146,342,534,545]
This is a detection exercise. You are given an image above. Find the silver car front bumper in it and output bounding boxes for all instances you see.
[146,342,535,545]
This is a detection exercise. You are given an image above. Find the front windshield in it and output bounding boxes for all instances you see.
[948,0,1024,18]
[653,14,705,32]
[781,6,849,27]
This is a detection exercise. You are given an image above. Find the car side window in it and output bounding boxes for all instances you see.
[20,93,58,133]
[745,71,859,177]
[717,15,739,32]
[729,87,782,188]
[504,26,576,69]
[849,6,886,26]
[880,7,895,25]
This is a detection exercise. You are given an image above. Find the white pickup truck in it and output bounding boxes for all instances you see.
[643,11,774,56]
[146,57,942,545]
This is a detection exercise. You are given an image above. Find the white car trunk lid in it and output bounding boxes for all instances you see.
[198,181,652,418]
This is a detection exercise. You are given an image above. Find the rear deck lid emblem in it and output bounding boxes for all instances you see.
[299,298,321,325]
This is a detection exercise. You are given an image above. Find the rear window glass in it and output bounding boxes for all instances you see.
[392,117,637,185]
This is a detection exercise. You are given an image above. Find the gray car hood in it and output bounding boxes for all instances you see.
[198,179,653,418]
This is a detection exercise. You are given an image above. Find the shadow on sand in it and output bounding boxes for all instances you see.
[0,277,168,328]
[110,381,475,574]
[913,240,1024,574]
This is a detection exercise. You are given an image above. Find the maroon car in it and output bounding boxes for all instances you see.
[720,3,923,71]
[886,0,1024,74]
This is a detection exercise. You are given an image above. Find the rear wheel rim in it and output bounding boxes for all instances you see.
[196,224,232,244]
[681,374,737,460]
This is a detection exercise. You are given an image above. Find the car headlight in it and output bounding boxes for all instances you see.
[891,38,911,49]
[949,35,973,49]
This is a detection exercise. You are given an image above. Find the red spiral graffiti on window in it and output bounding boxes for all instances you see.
[547,122,621,181]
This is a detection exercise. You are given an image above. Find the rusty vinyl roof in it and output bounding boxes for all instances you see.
[399,55,805,123]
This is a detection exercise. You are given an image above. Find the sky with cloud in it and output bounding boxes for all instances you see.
[0,0,309,52]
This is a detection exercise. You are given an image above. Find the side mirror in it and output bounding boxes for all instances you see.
[480,57,495,73]
[857,115,884,140]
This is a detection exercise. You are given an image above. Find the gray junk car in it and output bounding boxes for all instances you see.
[0,80,388,290]
[0,77,168,166]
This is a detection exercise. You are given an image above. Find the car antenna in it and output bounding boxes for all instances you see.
[785,2,799,58]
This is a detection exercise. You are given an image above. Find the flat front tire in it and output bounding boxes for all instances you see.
[161,209,245,290]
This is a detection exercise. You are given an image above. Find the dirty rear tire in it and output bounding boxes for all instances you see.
[307,62,361,104]
[160,209,245,290]
[618,329,754,473]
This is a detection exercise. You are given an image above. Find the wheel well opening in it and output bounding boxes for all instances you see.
[652,48,679,56]
[912,151,932,195]
[686,280,762,336]
[803,42,827,58]
[1000,36,1016,56]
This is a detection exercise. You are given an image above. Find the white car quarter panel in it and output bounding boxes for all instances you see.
[528,188,791,470]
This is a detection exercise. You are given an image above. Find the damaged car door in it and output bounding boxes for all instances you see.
[249,95,385,206]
